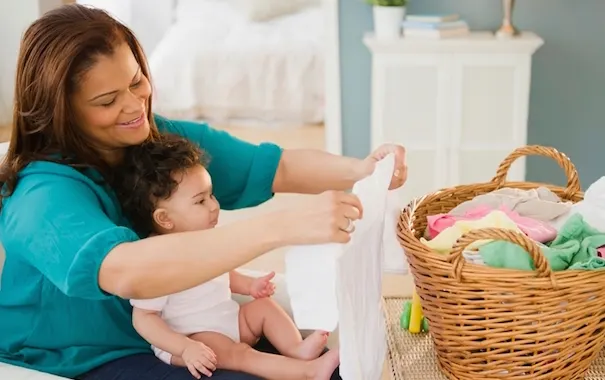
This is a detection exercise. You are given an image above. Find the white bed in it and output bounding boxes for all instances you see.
[149,0,325,127]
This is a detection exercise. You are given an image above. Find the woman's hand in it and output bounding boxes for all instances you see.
[360,144,407,190]
[278,190,363,245]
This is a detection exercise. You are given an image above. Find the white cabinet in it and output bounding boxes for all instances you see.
[364,31,544,206]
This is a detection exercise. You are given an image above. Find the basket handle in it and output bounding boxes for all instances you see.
[448,228,557,288]
[491,145,581,200]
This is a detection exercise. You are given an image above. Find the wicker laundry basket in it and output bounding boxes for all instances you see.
[397,145,605,380]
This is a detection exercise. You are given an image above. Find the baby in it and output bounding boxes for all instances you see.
[114,134,339,380]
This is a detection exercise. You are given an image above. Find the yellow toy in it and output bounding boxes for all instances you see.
[408,290,423,333]
[400,289,429,333]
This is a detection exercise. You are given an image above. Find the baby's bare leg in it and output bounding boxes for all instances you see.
[238,298,329,360]
[190,331,340,380]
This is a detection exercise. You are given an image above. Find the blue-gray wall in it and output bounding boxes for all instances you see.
[339,0,605,189]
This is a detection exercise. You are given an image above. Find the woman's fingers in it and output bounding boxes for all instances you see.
[340,204,361,221]
[282,190,366,245]
[336,192,363,219]
[389,162,408,190]
[337,215,355,233]
[334,229,353,244]
[365,143,408,190]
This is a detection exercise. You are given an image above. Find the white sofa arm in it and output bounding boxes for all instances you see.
[0,362,70,379]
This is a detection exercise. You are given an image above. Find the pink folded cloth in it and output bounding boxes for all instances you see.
[598,246,605,258]
[427,205,557,243]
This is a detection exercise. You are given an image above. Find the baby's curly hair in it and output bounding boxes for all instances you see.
[113,133,206,237]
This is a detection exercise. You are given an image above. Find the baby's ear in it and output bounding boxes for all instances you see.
[152,208,174,231]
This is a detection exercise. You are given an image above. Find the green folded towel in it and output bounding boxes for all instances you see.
[569,256,605,270]
[479,214,605,271]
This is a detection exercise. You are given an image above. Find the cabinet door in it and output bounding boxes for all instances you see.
[371,54,451,205]
[447,54,532,186]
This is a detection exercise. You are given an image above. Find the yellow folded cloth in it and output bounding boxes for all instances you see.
[421,210,521,254]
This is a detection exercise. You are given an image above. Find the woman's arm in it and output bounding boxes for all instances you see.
[101,213,284,299]
[101,189,362,299]
[7,171,288,300]
[156,115,406,203]
[272,149,369,194]
[272,145,407,194]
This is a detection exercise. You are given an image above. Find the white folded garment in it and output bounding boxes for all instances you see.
[285,154,394,380]
[383,187,409,274]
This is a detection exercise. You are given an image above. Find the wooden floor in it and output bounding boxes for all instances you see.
[217,123,325,150]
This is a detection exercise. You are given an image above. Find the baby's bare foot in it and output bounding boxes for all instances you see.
[293,330,329,360]
[305,348,340,380]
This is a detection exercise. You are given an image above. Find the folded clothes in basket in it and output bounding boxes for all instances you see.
[427,205,557,242]
[477,213,605,271]
[422,182,605,271]
[421,210,521,254]
[448,186,572,221]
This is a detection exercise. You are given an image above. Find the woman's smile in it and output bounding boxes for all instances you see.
[118,111,146,129]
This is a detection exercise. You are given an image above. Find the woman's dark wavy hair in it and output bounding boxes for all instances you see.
[0,4,160,208]
[114,134,206,237]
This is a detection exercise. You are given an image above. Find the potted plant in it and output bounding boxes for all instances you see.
[366,0,408,39]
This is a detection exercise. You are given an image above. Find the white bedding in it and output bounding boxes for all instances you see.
[149,0,325,127]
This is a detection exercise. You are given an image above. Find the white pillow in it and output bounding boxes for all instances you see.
[229,0,320,22]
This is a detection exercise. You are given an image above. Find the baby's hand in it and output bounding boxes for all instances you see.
[181,339,217,379]
[249,271,276,299]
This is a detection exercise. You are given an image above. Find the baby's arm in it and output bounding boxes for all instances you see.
[132,307,190,358]
[229,270,254,295]
[230,270,276,298]
[132,306,217,378]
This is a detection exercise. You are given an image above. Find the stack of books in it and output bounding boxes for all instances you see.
[402,14,470,39]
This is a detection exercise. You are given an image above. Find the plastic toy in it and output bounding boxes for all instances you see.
[400,289,429,333]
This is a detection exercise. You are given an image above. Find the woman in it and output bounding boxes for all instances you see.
[0,4,407,380]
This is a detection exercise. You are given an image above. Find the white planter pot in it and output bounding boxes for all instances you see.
[373,5,406,39]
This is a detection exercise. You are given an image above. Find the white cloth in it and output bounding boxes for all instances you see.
[285,154,394,380]
[383,188,408,274]
[450,186,571,221]
[130,273,240,362]
[552,176,605,232]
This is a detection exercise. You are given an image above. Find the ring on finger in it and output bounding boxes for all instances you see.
[342,218,355,233]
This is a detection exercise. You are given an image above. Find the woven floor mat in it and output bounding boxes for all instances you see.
[383,297,605,380]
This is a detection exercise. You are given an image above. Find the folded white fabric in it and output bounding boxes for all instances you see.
[552,176,605,232]
[383,187,409,274]
[285,154,394,380]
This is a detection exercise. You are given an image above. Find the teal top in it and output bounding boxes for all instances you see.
[0,115,282,378]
